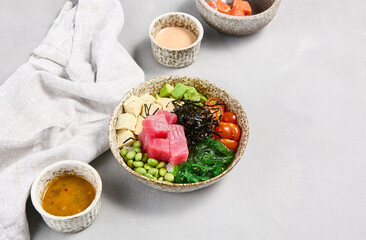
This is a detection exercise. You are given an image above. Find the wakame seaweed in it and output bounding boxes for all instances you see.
[172,139,234,183]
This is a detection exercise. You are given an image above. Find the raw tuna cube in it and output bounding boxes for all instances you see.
[142,114,171,138]
[167,125,188,166]
[138,128,150,152]
[156,110,177,124]
[146,138,170,162]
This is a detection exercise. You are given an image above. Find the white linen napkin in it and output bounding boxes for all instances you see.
[0,0,144,239]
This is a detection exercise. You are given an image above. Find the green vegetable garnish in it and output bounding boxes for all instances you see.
[172,139,234,183]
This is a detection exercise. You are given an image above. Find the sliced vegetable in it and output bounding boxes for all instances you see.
[159,83,174,97]
[214,122,231,139]
[171,83,189,99]
[222,112,238,124]
[205,97,225,121]
[214,122,241,141]
[217,139,239,151]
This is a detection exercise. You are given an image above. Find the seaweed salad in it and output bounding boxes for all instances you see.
[172,139,234,183]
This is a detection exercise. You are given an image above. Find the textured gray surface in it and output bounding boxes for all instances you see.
[1,0,366,239]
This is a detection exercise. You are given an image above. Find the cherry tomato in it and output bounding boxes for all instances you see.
[214,122,241,142]
[218,139,238,151]
[206,97,225,112]
[205,97,225,121]
[222,112,238,124]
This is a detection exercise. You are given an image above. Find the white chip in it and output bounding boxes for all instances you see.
[116,113,137,131]
[141,102,162,117]
[140,93,156,103]
[124,95,143,116]
[156,98,175,112]
[134,115,144,135]
[117,129,135,148]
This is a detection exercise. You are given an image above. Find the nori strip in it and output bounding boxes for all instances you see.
[172,99,220,146]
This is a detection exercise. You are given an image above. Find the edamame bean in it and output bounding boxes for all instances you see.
[144,163,152,170]
[133,141,142,148]
[156,161,166,169]
[133,161,144,168]
[164,173,174,182]
[147,158,158,167]
[148,168,158,177]
[151,177,158,181]
[142,153,148,162]
[135,167,147,175]
[126,151,136,160]
[159,168,167,177]
[132,147,141,153]
[135,153,142,161]
[127,160,134,168]
[120,148,127,156]
[158,177,164,181]
[145,173,154,179]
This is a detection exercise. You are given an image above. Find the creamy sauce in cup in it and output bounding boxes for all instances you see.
[155,27,197,49]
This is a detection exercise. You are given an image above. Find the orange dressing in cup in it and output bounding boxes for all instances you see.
[41,174,95,217]
[154,27,197,49]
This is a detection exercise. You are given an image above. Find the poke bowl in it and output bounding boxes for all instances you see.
[108,75,249,192]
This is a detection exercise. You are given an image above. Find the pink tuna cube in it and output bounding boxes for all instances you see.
[138,129,150,152]
[167,125,188,166]
[142,114,171,138]
[146,138,170,162]
[156,110,177,124]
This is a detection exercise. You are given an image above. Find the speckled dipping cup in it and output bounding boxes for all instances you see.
[195,0,281,35]
[31,160,102,233]
[149,12,204,68]
[109,75,249,193]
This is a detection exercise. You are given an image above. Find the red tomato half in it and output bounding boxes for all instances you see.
[222,112,238,125]
[214,122,241,142]
[218,139,238,151]
[206,97,225,121]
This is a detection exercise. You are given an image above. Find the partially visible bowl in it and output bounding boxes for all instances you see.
[109,75,249,193]
[195,0,281,35]
[149,12,204,68]
[31,160,102,233]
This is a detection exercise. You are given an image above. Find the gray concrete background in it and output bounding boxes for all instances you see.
[1,0,366,239]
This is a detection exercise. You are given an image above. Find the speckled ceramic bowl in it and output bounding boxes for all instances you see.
[149,12,204,68]
[109,75,249,193]
[31,160,102,233]
[195,0,281,35]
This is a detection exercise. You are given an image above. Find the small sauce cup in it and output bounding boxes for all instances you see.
[149,12,204,68]
[31,160,102,233]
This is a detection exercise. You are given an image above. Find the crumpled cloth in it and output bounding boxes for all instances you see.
[0,0,144,239]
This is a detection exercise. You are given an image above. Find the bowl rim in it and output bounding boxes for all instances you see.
[197,0,281,20]
[30,160,102,220]
[108,75,249,189]
[149,12,204,51]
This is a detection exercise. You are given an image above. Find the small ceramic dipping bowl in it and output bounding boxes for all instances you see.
[31,160,102,233]
[195,0,281,35]
[149,12,204,68]
[109,75,249,193]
